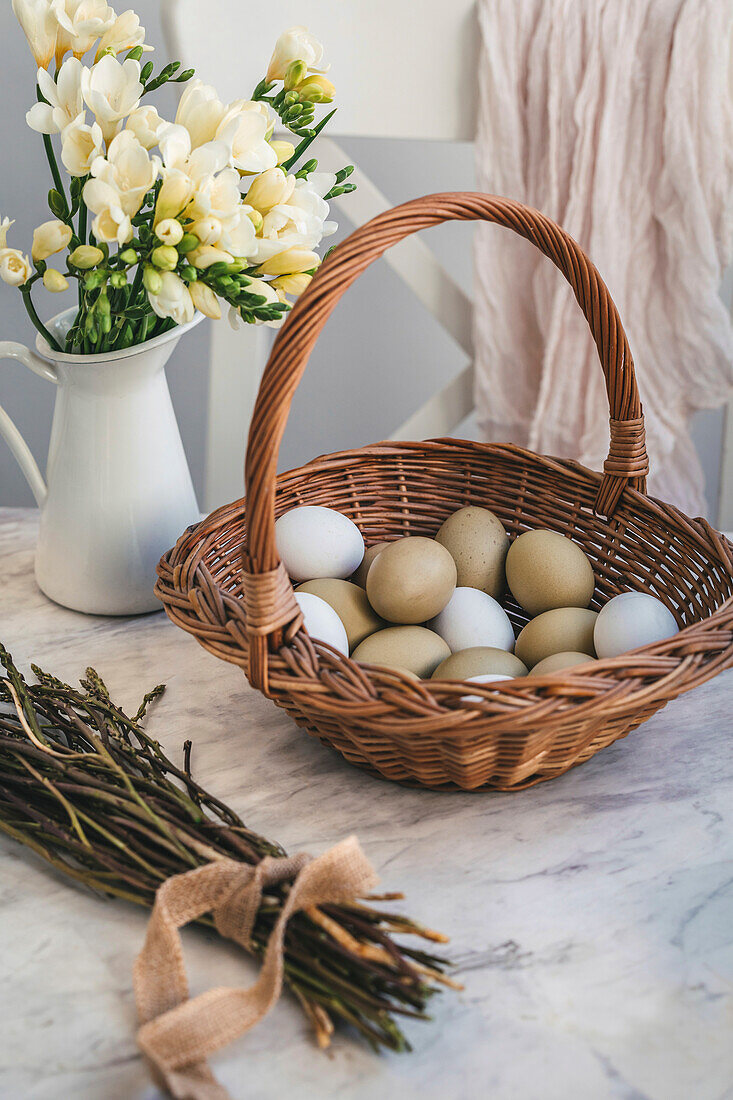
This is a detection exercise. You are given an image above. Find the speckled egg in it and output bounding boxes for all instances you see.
[430,587,515,653]
[432,647,528,680]
[594,591,679,659]
[506,529,595,616]
[351,541,389,588]
[435,506,510,599]
[352,626,451,678]
[515,607,598,668]
[366,537,457,624]
[528,651,597,676]
[276,505,364,582]
[294,591,349,656]
[297,579,384,651]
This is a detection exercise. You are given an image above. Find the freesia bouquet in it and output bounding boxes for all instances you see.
[3,4,354,354]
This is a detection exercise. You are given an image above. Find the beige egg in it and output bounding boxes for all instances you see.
[366,537,457,624]
[297,579,384,651]
[515,607,598,668]
[506,529,595,616]
[435,506,510,599]
[351,541,389,588]
[528,651,597,676]
[432,646,528,680]
[352,626,450,678]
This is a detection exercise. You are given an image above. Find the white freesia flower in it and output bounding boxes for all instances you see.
[60,111,104,174]
[266,26,329,82]
[81,54,142,143]
[32,218,72,260]
[216,100,276,174]
[189,280,221,319]
[54,0,115,64]
[188,244,234,269]
[271,272,311,296]
[43,267,69,291]
[26,57,83,134]
[11,0,59,69]
[125,104,166,150]
[0,217,14,249]
[253,173,336,263]
[0,248,32,285]
[154,170,194,224]
[155,218,183,246]
[147,270,194,324]
[83,178,131,243]
[86,130,158,229]
[245,168,295,214]
[257,247,320,276]
[95,9,152,60]
[174,79,225,148]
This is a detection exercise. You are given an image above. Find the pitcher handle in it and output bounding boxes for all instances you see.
[0,341,58,507]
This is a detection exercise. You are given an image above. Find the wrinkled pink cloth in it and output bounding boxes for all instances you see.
[474,0,733,516]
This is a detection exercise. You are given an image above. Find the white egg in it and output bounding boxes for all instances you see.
[275,506,364,582]
[461,673,514,702]
[430,587,516,653]
[295,592,349,656]
[594,591,679,659]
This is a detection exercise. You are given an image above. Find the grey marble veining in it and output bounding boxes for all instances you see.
[0,508,731,1100]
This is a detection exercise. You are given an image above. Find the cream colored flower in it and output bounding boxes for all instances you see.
[81,54,143,143]
[125,104,166,150]
[83,177,131,243]
[0,217,14,250]
[295,74,335,103]
[155,218,184,246]
[147,270,194,324]
[215,100,277,174]
[95,9,152,60]
[189,280,221,319]
[69,243,104,267]
[32,218,72,260]
[253,174,336,264]
[257,247,319,276]
[43,267,69,292]
[154,170,195,224]
[60,111,104,174]
[271,272,311,296]
[269,139,295,166]
[89,129,158,216]
[54,0,115,65]
[188,244,234,269]
[266,26,328,82]
[175,79,226,149]
[26,57,84,135]
[245,168,295,214]
[0,248,32,286]
[11,0,59,69]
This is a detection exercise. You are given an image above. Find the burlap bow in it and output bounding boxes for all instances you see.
[134,836,378,1100]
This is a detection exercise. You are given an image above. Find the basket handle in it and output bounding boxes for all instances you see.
[242,193,648,689]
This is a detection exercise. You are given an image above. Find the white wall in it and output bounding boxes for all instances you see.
[0,0,725,517]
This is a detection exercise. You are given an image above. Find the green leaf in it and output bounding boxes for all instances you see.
[281,109,337,172]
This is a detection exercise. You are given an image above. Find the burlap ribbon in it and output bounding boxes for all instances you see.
[134,836,378,1100]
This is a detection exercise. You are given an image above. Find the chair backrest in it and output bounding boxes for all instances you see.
[162,0,478,141]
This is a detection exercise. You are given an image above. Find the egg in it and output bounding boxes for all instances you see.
[352,626,450,678]
[295,592,349,656]
[528,651,597,676]
[351,541,389,588]
[430,587,515,653]
[275,506,364,582]
[432,647,528,680]
[297,579,384,651]
[366,537,457,623]
[435,506,510,599]
[506,529,595,616]
[461,673,514,702]
[515,607,598,668]
[593,591,679,659]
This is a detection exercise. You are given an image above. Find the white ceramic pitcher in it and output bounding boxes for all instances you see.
[0,307,203,615]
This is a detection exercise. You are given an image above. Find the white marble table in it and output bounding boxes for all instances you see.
[1,507,732,1100]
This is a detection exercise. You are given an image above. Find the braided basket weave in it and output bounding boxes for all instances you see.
[157,193,733,791]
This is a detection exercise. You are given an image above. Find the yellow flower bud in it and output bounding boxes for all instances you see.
[189,280,222,320]
[246,208,264,232]
[189,245,234,270]
[155,218,184,246]
[258,249,320,277]
[271,272,312,296]
[245,168,294,214]
[151,245,179,271]
[295,75,335,103]
[42,268,69,293]
[69,245,105,269]
[142,266,163,294]
[269,140,296,166]
[155,172,194,225]
[32,219,72,262]
[284,59,308,90]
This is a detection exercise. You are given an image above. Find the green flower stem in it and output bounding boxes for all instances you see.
[20,287,62,353]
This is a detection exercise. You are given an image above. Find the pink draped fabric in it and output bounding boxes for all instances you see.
[474,0,733,516]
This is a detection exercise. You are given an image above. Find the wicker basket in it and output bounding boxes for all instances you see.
[156,193,733,791]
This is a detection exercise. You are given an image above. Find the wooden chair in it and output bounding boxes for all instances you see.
[161,0,478,509]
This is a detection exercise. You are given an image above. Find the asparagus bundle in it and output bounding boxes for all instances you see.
[0,644,454,1052]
